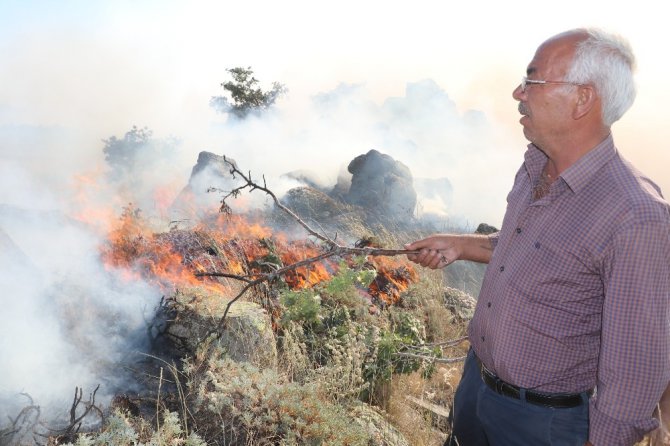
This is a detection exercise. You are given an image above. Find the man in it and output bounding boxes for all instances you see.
[406,28,670,446]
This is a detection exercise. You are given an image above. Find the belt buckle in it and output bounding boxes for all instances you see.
[495,378,505,395]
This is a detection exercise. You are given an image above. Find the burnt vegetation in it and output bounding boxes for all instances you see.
[1,68,494,446]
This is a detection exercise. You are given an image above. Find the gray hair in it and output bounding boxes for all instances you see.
[564,28,637,127]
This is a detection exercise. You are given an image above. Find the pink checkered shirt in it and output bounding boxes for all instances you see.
[469,135,670,445]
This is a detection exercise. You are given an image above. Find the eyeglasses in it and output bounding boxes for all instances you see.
[520,76,585,93]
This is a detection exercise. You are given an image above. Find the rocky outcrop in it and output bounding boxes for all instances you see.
[170,152,238,221]
[475,223,498,235]
[342,150,417,219]
[161,287,277,369]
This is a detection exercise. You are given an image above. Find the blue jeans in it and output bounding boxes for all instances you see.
[446,349,589,446]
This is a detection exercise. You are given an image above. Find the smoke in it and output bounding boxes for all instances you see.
[0,212,158,422]
[0,199,160,422]
[0,73,522,430]
[186,78,520,227]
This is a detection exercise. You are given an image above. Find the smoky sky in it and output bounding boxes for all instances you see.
[0,76,522,425]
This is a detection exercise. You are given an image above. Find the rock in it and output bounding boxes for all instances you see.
[343,149,417,219]
[475,223,498,235]
[163,287,277,369]
[170,151,239,221]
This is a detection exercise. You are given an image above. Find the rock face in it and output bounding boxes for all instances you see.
[170,151,238,221]
[475,223,498,235]
[343,150,417,219]
[162,287,277,369]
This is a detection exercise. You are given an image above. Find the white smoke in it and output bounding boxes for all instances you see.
[187,78,519,227]
[0,75,521,430]
[0,203,160,423]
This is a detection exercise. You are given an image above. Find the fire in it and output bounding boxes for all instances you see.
[100,205,224,293]
[70,167,122,233]
[279,243,333,289]
[367,256,419,305]
[100,205,417,310]
[153,182,182,217]
[100,208,337,295]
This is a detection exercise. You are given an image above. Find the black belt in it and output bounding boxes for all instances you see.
[479,361,589,409]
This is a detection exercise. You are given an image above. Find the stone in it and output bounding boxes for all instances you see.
[163,287,277,369]
[170,152,239,221]
[343,150,417,219]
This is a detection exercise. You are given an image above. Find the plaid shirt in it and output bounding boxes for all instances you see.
[469,135,670,445]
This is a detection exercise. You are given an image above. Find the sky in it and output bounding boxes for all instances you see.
[0,0,669,420]
[1,0,669,227]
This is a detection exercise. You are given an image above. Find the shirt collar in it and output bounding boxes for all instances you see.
[524,134,617,194]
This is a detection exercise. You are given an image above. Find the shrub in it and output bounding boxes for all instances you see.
[187,358,370,445]
[63,410,205,446]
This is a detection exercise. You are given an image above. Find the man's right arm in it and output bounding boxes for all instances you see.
[405,233,496,269]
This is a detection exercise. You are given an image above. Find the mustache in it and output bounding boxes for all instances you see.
[518,102,529,116]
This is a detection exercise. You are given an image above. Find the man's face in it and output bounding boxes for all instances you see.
[512,34,582,151]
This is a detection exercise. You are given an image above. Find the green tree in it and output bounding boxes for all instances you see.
[102,126,179,181]
[210,66,287,118]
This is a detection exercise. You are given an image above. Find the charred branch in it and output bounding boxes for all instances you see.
[195,157,422,334]
[1,394,41,446]
[47,385,102,444]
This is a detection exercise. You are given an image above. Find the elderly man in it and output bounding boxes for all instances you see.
[406,28,670,446]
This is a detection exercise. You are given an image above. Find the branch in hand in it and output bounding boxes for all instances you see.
[198,157,421,335]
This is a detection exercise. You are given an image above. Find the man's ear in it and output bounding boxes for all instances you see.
[573,85,597,120]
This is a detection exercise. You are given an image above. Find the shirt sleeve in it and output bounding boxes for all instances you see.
[589,220,670,445]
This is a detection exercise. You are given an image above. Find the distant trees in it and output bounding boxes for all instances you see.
[210,67,287,119]
[102,125,179,181]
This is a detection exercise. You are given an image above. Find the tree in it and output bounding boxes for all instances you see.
[210,67,287,119]
[102,126,179,181]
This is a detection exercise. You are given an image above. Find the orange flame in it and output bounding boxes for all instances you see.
[367,256,419,305]
[99,205,417,309]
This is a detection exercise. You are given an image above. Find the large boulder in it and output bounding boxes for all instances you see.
[343,150,417,219]
[475,222,499,235]
[161,287,277,369]
[170,152,238,221]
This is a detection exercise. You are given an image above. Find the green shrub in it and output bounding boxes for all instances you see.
[187,358,370,445]
[278,262,436,407]
[280,289,322,326]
